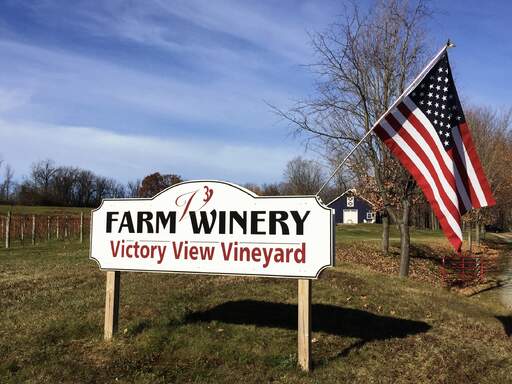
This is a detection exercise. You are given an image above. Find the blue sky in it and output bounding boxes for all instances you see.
[0,0,510,185]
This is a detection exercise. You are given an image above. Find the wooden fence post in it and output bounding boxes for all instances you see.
[56,217,59,240]
[80,212,84,244]
[47,216,51,241]
[31,215,36,245]
[20,218,25,244]
[298,279,312,372]
[104,271,121,341]
[5,211,10,249]
[64,216,68,239]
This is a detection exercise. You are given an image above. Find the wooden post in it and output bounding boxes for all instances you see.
[298,279,311,372]
[104,271,121,341]
[468,223,473,253]
[5,211,10,249]
[47,216,51,241]
[80,212,84,244]
[461,255,465,280]
[20,218,25,244]
[56,217,59,240]
[31,215,36,245]
[64,216,68,239]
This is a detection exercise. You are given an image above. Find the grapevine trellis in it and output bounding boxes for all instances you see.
[1,212,90,248]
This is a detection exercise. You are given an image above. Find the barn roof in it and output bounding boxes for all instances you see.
[327,189,377,208]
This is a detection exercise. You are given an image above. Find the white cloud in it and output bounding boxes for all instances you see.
[66,0,314,63]
[0,119,298,183]
[0,87,33,112]
[152,0,313,61]
[0,39,301,136]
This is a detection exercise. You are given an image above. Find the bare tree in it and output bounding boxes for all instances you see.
[126,179,142,198]
[465,106,512,234]
[74,169,95,206]
[283,157,325,195]
[260,183,282,196]
[30,159,57,201]
[108,179,126,199]
[0,164,14,201]
[18,159,128,206]
[272,0,431,276]
[242,183,263,195]
[52,166,78,204]
[94,176,112,204]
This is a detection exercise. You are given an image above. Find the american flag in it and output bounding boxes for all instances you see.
[374,50,495,251]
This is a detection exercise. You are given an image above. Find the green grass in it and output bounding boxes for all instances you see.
[336,223,447,245]
[1,228,511,383]
[0,204,91,216]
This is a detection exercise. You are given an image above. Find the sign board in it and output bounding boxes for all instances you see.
[90,180,334,278]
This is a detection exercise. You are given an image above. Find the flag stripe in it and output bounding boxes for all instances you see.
[396,103,467,216]
[458,122,496,206]
[377,119,463,241]
[384,111,461,224]
[394,103,460,210]
[448,136,480,212]
[375,123,463,249]
[452,125,488,207]
[402,97,472,212]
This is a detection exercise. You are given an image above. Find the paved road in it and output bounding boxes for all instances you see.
[491,232,512,243]
[492,233,512,309]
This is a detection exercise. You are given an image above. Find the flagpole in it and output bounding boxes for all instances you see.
[316,40,455,197]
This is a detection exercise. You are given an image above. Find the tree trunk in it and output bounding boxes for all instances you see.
[381,212,389,255]
[430,208,438,230]
[468,223,473,253]
[399,200,411,278]
[475,220,480,245]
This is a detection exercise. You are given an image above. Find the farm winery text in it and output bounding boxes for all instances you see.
[90,181,334,278]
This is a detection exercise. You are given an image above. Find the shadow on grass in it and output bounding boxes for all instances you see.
[185,300,431,361]
[496,316,512,337]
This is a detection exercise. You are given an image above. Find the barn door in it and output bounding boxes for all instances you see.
[343,209,358,224]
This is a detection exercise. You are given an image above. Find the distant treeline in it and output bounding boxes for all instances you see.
[0,158,335,208]
[1,160,125,207]
[0,157,344,208]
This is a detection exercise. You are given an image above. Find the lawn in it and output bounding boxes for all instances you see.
[336,223,447,244]
[1,226,511,383]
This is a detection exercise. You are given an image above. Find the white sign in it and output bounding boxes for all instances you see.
[90,181,334,279]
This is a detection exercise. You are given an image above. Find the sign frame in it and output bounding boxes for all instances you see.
[89,180,335,279]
